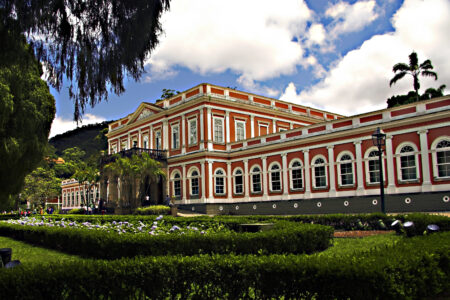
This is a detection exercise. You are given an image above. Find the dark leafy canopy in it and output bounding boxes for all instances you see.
[389,51,438,99]
[1,0,170,121]
[0,25,55,201]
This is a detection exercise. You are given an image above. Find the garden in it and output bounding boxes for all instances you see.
[0,212,449,299]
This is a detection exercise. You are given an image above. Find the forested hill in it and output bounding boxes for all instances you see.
[49,121,112,159]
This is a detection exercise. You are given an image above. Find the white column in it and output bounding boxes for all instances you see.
[182,164,186,203]
[149,125,153,149]
[226,111,231,150]
[208,160,213,202]
[250,115,255,138]
[207,107,212,151]
[201,161,206,202]
[385,135,396,193]
[327,145,336,196]
[200,108,204,150]
[354,140,365,195]
[163,120,169,150]
[282,153,289,198]
[262,156,268,200]
[181,115,186,154]
[227,162,232,201]
[303,150,311,198]
[272,120,276,134]
[127,133,131,150]
[244,159,249,199]
[418,130,432,191]
[138,129,142,147]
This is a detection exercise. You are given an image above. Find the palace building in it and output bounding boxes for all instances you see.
[74,83,450,215]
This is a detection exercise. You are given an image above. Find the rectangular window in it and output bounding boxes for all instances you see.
[292,169,303,190]
[171,124,179,149]
[155,130,161,150]
[259,124,268,136]
[340,162,354,185]
[314,166,327,188]
[252,174,261,193]
[235,121,245,141]
[189,119,197,145]
[437,151,450,177]
[191,178,199,195]
[214,118,224,143]
[369,160,380,183]
[235,175,243,194]
[174,180,181,197]
[215,177,224,194]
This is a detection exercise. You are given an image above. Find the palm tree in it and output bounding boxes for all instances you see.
[421,84,446,100]
[389,51,438,101]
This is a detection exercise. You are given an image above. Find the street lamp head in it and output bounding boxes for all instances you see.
[372,127,386,148]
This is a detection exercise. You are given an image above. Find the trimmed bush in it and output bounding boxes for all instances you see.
[67,208,85,214]
[0,232,448,299]
[0,221,333,258]
[134,205,170,215]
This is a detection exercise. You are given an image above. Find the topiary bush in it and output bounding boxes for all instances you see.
[134,205,170,215]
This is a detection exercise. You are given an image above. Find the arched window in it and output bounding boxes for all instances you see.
[289,160,303,190]
[366,149,384,184]
[189,169,200,196]
[233,168,244,194]
[312,157,327,188]
[397,144,418,181]
[250,166,262,193]
[171,171,182,198]
[338,153,354,186]
[269,163,281,192]
[432,138,450,178]
[214,169,226,195]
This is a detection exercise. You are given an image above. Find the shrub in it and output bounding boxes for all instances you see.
[67,208,85,215]
[0,232,448,299]
[0,221,333,258]
[134,205,170,215]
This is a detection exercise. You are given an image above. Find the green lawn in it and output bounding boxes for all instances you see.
[0,236,90,265]
[1,233,401,265]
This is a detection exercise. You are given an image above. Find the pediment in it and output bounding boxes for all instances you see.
[128,103,163,125]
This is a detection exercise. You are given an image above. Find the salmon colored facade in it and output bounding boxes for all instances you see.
[98,83,450,214]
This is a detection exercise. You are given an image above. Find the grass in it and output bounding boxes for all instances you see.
[0,236,89,265]
[0,233,402,265]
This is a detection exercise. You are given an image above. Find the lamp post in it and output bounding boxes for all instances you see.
[372,127,386,214]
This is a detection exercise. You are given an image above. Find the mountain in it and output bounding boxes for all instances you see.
[49,121,112,159]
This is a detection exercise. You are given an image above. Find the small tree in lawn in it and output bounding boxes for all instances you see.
[73,163,100,212]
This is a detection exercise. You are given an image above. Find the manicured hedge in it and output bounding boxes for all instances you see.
[0,232,448,299]
[134,205,171,215]
[0,221,332,258]
[38,213,450,232]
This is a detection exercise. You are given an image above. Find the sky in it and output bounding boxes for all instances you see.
[49,0,450,137]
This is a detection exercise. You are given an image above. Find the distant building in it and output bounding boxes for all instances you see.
[61,179,100,211]
[96,83,449,214]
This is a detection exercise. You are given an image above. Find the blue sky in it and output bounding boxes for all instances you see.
[49,0,450,137]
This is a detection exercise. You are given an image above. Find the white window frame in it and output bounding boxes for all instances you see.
[121,140,127,151]
[250,165,262,193]
[258,122,269,136]
[431,137,450,179]
[395,143,420,182]
[311,155,328,189]
[289,159,304,191]
[171,123,180,150]
[188,167,200,196]
[154,130,162,150]
[337,152,355,187]
[233,168,244,195]
[170,171,182,198]
[214,168,226,195]
[213,116,224,143]
[268,162,282,192]
[235,120,246,142]
[143,135,149,149]
[364,147,386,184]
[188,118,198,146]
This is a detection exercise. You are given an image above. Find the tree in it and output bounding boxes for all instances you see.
[156,88,180,102]
[1,1,170,122]
[0,26,55,201]
[21,167,61,209]
[389,51,438,101]
[73,163,100,211]
[421,84,446,100]
[104,153,165,211]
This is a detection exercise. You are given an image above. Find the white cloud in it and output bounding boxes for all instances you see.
[281,0,450,116]
[49,114,106,138]
[326,0,379,37]
[307,23,326,46]
[146,0,313,86]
